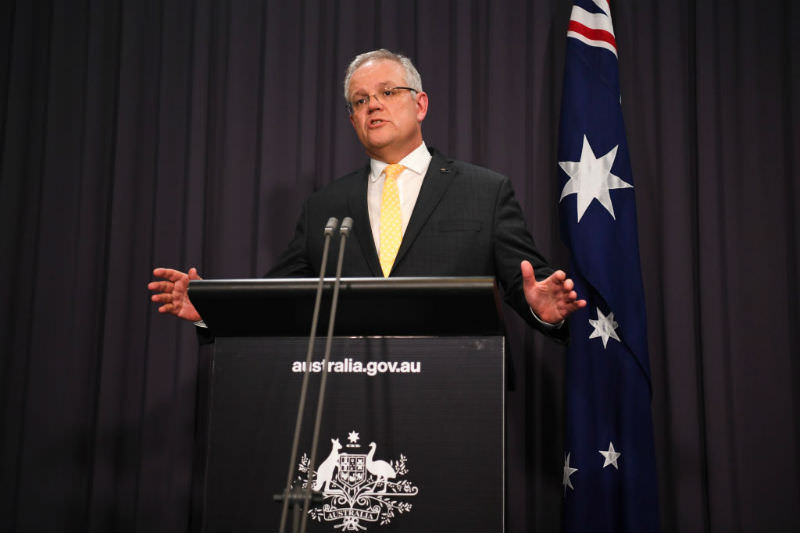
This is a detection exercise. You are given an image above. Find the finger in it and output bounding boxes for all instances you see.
[563,278,574,291]
[520,260,537,281]
[151,293,172,304]
[543,271,562,288]
[188,267,202,280]
[567,299,587,311]
[158,303,174,314]
[569,290,578,301]
[152,268,186,282]
[148,280,172,292]
[520,260,537,291]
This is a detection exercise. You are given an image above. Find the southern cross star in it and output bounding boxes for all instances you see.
[589,307,621,348]
[563,452,579,492]
[559,135,633,222]
[599,441,622,469]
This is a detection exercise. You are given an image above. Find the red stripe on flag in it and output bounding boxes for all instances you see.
[568,20,617,49]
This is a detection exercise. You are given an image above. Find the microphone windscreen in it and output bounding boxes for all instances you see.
[324,217,339,235]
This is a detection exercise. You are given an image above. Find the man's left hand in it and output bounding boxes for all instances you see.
[521,260,587,324]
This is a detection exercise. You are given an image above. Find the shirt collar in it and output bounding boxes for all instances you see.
[369,141,431,182]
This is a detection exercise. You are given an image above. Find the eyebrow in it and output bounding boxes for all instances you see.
[351,81,399,96]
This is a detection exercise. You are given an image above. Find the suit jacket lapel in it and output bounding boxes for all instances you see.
[347,163,383,277]
[392,150,456,271]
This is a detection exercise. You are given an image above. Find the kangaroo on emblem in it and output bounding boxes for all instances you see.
[313,438,341,492]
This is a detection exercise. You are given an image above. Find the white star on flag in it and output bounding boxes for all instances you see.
[563,452,579,492]
[347,431,360,444]
[589,307,621,348]
[559,135,633,222]
[599,441,622,469]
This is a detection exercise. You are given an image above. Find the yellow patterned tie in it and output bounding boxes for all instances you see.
[379,164,404,277]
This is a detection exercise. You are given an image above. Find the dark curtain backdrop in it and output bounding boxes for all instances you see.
[1,1,798,531]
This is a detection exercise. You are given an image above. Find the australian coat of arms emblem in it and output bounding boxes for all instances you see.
[295,430,419,531]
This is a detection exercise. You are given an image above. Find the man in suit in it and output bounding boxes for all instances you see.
[149,49,586,336]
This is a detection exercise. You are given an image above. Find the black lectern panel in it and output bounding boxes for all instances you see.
[192,277,506,532]
[203,336,504,532]
[188,277,503,337]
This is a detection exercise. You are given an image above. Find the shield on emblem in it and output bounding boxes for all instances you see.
[337,454,366,486]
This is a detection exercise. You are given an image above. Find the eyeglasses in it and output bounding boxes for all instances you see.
[346,86,418,114]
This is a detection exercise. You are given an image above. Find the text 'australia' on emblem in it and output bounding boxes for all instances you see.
[294,430,419,531]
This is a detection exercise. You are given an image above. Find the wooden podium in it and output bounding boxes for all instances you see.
[189,277,506,532]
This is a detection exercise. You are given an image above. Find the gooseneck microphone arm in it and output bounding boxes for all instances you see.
[278,217,338,533]
[300,217,353,532]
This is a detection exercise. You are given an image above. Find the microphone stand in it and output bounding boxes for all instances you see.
[300,217,353,533]
[277,217,338,533]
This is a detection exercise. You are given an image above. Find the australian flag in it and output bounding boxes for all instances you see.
[557,1,660,531]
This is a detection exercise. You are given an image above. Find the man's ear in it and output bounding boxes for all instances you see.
[415,91,429,122]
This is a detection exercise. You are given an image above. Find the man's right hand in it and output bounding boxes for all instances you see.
[148,267,203,323]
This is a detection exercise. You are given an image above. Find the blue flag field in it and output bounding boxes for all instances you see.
[557,0,660,531]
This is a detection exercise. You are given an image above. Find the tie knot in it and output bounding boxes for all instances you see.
[384,164,405,181]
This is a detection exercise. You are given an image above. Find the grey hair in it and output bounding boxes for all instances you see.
[343,49,423,103]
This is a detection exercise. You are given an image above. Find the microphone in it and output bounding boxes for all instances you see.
[323,216,338,236]
[278,217,338,533]
[339,216,353,236]
[300,217,353,531]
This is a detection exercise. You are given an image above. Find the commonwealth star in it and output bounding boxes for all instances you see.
[559,135,633,222]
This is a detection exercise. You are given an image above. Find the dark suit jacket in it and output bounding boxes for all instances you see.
[268,147,566,341]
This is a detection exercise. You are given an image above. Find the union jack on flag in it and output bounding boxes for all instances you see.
[557,1,660,531]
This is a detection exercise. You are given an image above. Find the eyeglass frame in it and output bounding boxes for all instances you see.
[345,86,419,114]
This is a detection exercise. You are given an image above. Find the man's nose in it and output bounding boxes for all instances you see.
[367,93,383,111]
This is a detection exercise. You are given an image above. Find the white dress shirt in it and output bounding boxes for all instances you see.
[366,141,432,253]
